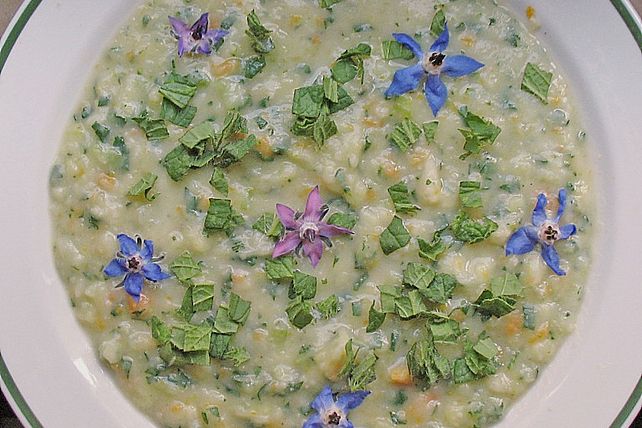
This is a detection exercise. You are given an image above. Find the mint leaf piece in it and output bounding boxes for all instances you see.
[92,122,110,143]
[210,334,232,359]
[151,316,171,345]
[312,110,338,146]
[522,304,536,330]
[192,283,215,312]
[265,255,295,280]
[290,271,317,300]
[458,180,483,208]
[170,251,203,284]
[418,232,447,261]
[252,213,284,238]
[162,145,194,181]
[489,273,523,298]
[292,85,325,118]
[183,323,213,352]
[133,112,169,141]
[379,285,402,314]
[327,212,358,229]
[319,0,342,8]
[366,301,386,332]
[243,55,266,79]
[423,273,458,304]
[422,120,439,144]
[180,122,215,149]
[406,338,450,385]
[323,76,339,103]
[388,181,421,214]
[394,290,427,319]
[128,173,158,201]
[159,72,198,109]
[390,118,422,152]
[213,306,239,334]
[451,211,497,244]
[458,107,501,158]
[228,293,251,325]
[203,198,243,236]
[209,168,228,195]
[348,352,377,391]
[381,40,415,60]
[316,295,340,319]
[224,346,250,366]
[429,9,446,37]
[161,98,196,128]
[379,216,411,255]
[429,319,461,344]
[402,262,435,292]
[246,10,274,54]
[286,298,314,329]
[521,62,552,104]
[331,59,358,84]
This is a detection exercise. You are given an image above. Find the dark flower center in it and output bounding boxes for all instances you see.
[127,255,143,272]
[539,223,561,245]
[191,24,206,40]
[327,411,341,425]
[429,52,446,67]
[300,222,319,242]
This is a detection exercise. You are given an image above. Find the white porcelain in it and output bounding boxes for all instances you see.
[0,1,640,427]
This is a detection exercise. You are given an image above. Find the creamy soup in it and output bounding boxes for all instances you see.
[49,0,594,427]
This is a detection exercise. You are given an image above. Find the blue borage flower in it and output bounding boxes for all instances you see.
[168,13,228,57]
[104,234,171,301]
[384,24,484,116]
[505,189,577,275]
[302,386,370,428]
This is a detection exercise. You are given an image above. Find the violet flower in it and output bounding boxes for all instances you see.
[302,386,370,428]
[272,186,353,267]
[104,234,171,301]
[384,24,484,116]
[505,189,577,275]
[168,13,228,57]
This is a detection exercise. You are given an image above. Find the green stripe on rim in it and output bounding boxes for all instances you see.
[0,352,42,427]
[0,0,640,427]
[610,0,642,51]
[0,0,42,73]
[611,376,642,428]
[0,1,45,425]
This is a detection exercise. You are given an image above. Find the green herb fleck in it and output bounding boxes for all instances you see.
[379,216,411,255]
[521,62,553,104]
[451,211,497,244]
[458,180,483,208]
[128,173,158,201]
[429,9,446,37]
[381,40,415,60]
[388,181,421,214]
[390,118,422,152]
[246,10,274,54]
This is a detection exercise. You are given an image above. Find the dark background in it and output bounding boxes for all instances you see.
[0,0,641,427]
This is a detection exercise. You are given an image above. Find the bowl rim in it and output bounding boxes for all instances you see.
[0,0,641,427]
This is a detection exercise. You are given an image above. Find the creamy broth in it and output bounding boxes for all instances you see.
[50,1,594,427]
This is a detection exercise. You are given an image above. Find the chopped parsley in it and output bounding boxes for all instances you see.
[379,216,411,255]
[521,62,553,104]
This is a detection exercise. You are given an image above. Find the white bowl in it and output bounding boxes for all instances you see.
[0,1,640,426]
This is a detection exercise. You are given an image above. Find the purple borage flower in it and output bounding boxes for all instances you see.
[505,189,577,276]
[272,186,353,268]
[104,234,171,302]
[384,23,484,116]
[168,12,228,57]
[302,386,370,428]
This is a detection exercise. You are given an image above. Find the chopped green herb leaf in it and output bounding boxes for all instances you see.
[522,304,536,330]
[459,180,483,208]
[286,298,314,329]
[246,10,274,54]
[203,198,243,236]
[381,40,415,60]
[228,293,251,325]
[390,118,422,152]
[429,9,446,37]
[388,181,421,214]
[417,232,447,261]
[290,271,317,300]
[422,273,458,304]
[170,251,203,285]
[379,216,411,255]
[451,211,498,244]
[243,55,266,79]
[132,112,169,141]
[92,122,110,143]
[265,255,295,280]
[406,338,450,385]
[316,295,340,319]
[422,121,438,145]
[128,173,158,201]
[458,107,501,158]
[209,168,228,195]
[224,346,250,366]
[213,306,239,335]
[161,98,196,128]
[366,301,386,332]
[327,212,358,229]
[151,316,171,345]
[252,213,284,238]
[159,72,198,109]
[402,262,435,292]
[395,290,427,319]
[192,283,215,312]
[521,62,553,104]
[379,285,402,314]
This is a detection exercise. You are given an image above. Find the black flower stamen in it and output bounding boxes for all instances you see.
[429,52,446,66]
[328,411,341,425]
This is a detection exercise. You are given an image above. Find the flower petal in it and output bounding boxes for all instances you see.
[302,414,324,428]
[140,239,154,261]
[190,12,209,35]
[168,16,189,35]
[310,386,334,413]
[117,234,139,257]
[559,223,577,240]
[276,203,298,229]
[104,258,128,277]
[430,23,449,52]
[505,226,538,255]
[424,73,448,116]
[336,390,370,412]
[304,186,324,222]
[143,263,170,282]
[392,33,424,58]
[302,239,324,267]
[272,231,301,258]
[339,421,354,428]
[555,188,567,222]
[124,273,144,301]
[441,54,484,78]
[531,193,548,227]
[318,223,354,238]
[541,244,565,275]
[196,39,213,55]
[384,63,424,98]
[206,29,229,43]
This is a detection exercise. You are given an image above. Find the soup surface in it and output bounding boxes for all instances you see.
[49,0,595,426]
